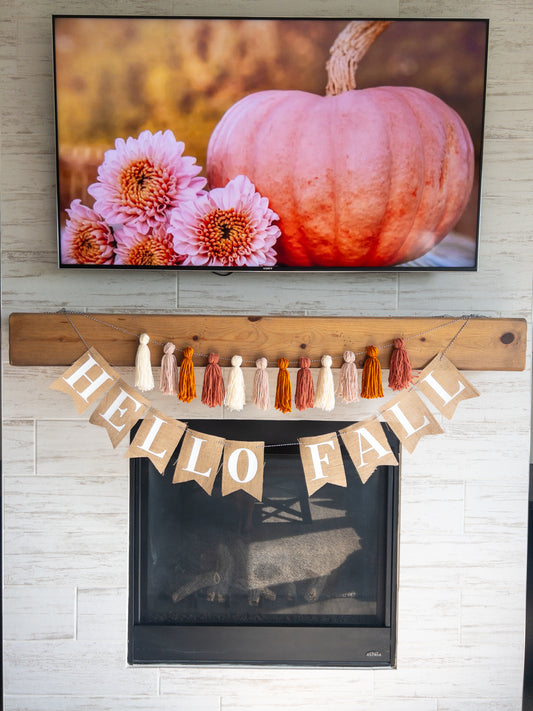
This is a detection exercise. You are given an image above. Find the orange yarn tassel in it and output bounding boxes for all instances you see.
[388,337,414,391]
[178,346,196,403]
[295,356,314,411]
[201,352,225,407]
[275,358,292,413]
[361,345,384,399]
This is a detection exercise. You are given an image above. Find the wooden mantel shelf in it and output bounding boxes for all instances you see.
[8,313,527,371]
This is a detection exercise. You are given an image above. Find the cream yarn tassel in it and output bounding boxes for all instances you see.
[314,354,335,411]
[134,333,154,392]
[224,355,245,411]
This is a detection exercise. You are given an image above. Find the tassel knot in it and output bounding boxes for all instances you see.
[134,333,154,392]
[225,355,245,411]
[338,350,359,403]
[361,345,384,399]
[295,356,314,411]
[388,337,414,391]
[201,352,225,407]
[178,346,196,403]
[315,354,335,411]
[252,357,270,410]
[159,342,178,395]
[275,357,292,413]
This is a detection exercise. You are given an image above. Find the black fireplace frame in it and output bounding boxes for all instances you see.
[128,420,399,667]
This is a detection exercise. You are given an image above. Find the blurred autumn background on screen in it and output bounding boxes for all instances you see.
[54,17,487,236]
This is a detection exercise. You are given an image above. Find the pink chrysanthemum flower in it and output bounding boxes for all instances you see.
[169,174,281,267]
[88,129,206,234]
[114,225,184,266]
[61,199,115,264]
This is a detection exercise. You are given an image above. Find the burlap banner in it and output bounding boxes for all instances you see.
[380,388,443,454]
[222,440,265,501]
[173,428,225,495]
[299,432,347,496]
[339,417,399,484]
[89,379,150,448]
[416,353,480,419]
[50,347,119,414]
[126,409,187,473]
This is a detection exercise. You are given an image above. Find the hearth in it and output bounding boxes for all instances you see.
[129,420,399,666]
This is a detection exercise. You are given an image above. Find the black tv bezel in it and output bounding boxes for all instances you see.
[52,15,489,275]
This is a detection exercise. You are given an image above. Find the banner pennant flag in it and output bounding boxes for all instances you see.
[222,440,265,501]
[299,432,347,496]
[380,388,443,454]
[173,428,225,495]
[339,417,398,484]
[126,409,187,473]
[89,379,150,448]
[50,347,119,414]
[415,353,480,419]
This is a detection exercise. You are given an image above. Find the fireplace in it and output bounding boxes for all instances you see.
[129,419,399,666]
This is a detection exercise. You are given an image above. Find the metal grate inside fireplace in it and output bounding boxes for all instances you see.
[129,420,399,666]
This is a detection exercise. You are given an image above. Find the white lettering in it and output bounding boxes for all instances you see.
[385,402,429,438]
[63,354,113,402]
[420,370,466,405]
[100,388,143,433]
[137,416,167,459]
[183,436,212,478]
[355,427,391,467]
[305,439,336,481]
[227,448,258,484]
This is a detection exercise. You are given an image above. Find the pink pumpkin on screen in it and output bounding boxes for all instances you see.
[206,21,475,267]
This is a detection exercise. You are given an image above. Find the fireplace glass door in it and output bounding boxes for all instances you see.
[129,420,398,666]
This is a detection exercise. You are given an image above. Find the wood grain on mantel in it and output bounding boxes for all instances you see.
[8,313,527,371]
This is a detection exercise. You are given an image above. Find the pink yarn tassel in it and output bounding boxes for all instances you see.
[159,342,178,395]
[338,350,359,403]
[252,357,270,410]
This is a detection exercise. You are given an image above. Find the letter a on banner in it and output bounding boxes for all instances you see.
[50,347,119,414]
[339,417,398,484]
[173,429,225,495]
[416,353,480,419]
[222,440,265,501]
[299,433,346,496]
[89,379,150,448]
[380,389,443,454]
[126,409,187,474]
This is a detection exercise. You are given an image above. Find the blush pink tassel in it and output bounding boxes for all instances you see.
[338,350,359,403]
[252,357,270,410]
[159,342,178,395]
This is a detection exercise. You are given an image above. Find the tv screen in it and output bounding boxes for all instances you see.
[53,16,488,272]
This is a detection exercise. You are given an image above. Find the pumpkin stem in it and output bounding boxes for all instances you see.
[325,20,392,96]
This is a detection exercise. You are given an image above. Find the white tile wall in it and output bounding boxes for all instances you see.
[1,1,532,711]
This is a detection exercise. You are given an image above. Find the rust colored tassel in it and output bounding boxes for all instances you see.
[178,346,196,403]
[201,352,225,407]
[275,358,292,413]
[295,356,314,411]
[388,337,414,391]
[361,345,384,399]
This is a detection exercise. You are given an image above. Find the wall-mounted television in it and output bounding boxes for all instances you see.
[53,16,488,272]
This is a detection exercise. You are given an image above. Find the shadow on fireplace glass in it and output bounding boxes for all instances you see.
[129,420,399,666]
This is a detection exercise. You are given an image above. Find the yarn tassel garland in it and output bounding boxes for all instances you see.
[361,345,384,399]
[134,333,154,392]
[275,358,292,413]
[314,355,335,411]
[388,337,414,391]
[225,355,245,411]
[159,342,178,395]
[337,350,359,403]
[295,356,314,411]
[178,346,196,403]
[201,353,225,407]
[252,358,270,410]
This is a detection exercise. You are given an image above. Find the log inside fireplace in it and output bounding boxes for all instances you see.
[128,420,399,666]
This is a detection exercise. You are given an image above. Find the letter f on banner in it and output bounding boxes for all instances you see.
[299,433,347,496]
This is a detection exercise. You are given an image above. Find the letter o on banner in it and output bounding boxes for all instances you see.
[222,440,264,500]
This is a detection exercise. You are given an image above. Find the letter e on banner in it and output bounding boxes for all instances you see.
[89,380,149,448]
[380,389,443,454]
[126,410,187,474]
[339,418,398,484]
[173,429,225,495]
[416,353,480,419]
[50,347,119,414]
[299,433,346,496]
[222,440,264,501]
